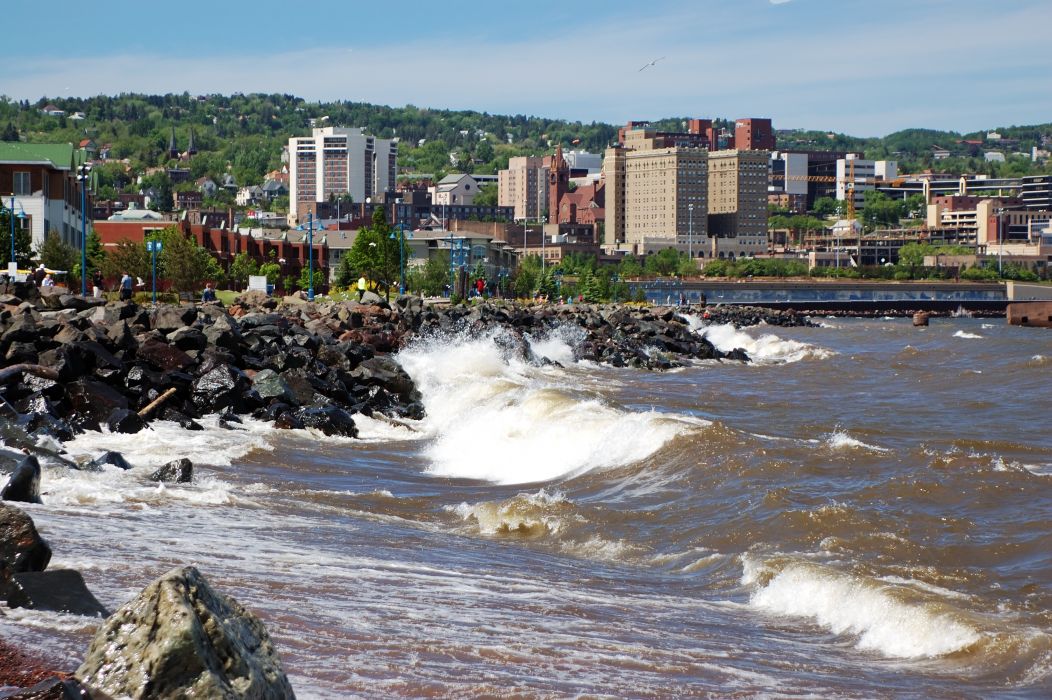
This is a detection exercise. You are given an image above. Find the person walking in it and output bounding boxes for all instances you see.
[33,264,46,286]
[92,270,104,298]
[356,275,367,302]
[119,272,133,301]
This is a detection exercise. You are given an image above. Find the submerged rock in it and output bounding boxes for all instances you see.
[87,451,133,472]
[76,565,295,699]
[1,455,42,504]
[5,569,109,618]
[149,458,193,484]
[0,503,51,573]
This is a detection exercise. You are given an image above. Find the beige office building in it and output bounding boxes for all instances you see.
[707,150,769,258]
[498,156,548,220]
[288,127,397,225]
[603,129,708,256]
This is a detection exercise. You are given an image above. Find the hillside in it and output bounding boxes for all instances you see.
[1,93,1050,201]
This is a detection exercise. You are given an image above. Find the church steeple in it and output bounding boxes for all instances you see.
[168,127,179,159]
[187,127,197,156]
[548,144,569,223]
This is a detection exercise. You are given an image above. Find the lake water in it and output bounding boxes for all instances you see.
[4,316,1051,698]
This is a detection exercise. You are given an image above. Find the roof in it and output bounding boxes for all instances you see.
[0,142,76,169]
[437,173,473,185]
[107,208,166,221]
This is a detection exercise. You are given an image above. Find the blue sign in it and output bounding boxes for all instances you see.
[146,240,162,252]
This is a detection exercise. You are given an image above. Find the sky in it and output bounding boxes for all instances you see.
[3,0,1050,137]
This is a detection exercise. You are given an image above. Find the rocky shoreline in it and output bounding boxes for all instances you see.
[0,284,816,697]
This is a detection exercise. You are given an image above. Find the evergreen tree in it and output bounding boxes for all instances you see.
[38,231,78,274]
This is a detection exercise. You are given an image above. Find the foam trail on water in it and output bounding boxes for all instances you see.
[62,415,273,469]
[397,329,695,484]
[953,330,983,339]
[742,556,981,659]
[683,318,833,364]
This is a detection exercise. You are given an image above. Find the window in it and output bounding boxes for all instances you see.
[14,171,30,195]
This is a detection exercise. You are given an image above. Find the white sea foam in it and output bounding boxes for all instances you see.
[824,429,889,454]
[742,557,982,659]
[397,331,693,484]
[953,330,983,339]
[526,324,586,365]
[684,319,834,364]
[62,415,273,469]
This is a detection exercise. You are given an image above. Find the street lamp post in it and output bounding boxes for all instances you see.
[398,220,406,295]
[8,195,14,267]
[77,164,92,296]
[307,211,315,301]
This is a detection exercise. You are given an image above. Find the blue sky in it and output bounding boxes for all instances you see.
[3,0,1050,136]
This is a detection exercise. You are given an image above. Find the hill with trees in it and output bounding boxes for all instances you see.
[1,93,1050,204]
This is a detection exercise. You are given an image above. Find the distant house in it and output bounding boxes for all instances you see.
[41,104,65,117]
[984,151,1006,163]
[98,143,112,160]
[196,177,218,198]
[261,179,288,201]
[167,168,192,184]
[236,185,264,207]
[175,190,204,209]
[932,145,951,161]
[69,112,86,121]
[220,173,237,192]
[78,139,97,158]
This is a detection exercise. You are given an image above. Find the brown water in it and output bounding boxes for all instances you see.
[4,316,1051,698]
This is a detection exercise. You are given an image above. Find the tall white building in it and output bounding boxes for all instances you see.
[288,127,397,225]
[836,154,897,207]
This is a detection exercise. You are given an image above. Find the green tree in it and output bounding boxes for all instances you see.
[0,209,33,268]
[295,267,326,292]
[38,231,78,275]
[228,252,259,289]
[100,239,150,281]
[812,197,840,218]
[415,251,451,295]
[154,226,224,292]
[861,191,906,231]
[474,182,498,207]
[343,208,406,295]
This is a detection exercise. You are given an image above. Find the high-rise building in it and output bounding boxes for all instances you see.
[708,150,770,258]
[603,127,708,255]
[498,156,548,220]
[288,127,396,225]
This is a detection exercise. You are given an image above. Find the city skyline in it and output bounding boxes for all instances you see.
[3,0,1050,137]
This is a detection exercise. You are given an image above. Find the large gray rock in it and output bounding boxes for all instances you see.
[1,455,42,504]
[0,502,51,572]
[250,369,292,403]
[76,566,295,699]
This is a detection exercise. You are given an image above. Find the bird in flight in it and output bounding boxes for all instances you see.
[639,56,666,72]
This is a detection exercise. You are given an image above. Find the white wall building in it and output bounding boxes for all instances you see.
[288,127,397,225]
[430,174,479,206]
[836,154,898,207]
